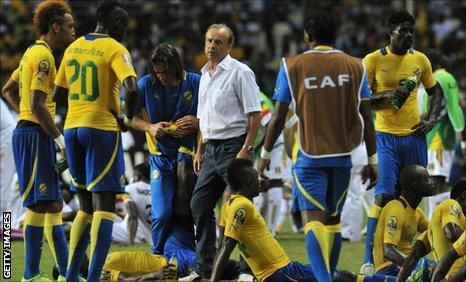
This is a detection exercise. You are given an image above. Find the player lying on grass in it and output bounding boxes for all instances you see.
[396,180,465,281]
[210,158,354,282]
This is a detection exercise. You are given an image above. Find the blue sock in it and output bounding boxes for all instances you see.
[23,210,45,279]
[87,211,115,282]
[67,211,92,282]
[45,212,69,277]
[328,224,342,274]
[363,205,382,264]
[304,221,333,282]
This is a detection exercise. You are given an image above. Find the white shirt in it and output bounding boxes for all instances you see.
[125,181,152,229]
[198,54,261,141]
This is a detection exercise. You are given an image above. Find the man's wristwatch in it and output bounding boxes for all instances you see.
[243,145,254,154]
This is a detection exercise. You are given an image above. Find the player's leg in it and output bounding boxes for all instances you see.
[363,133,399,270]
[327,167,351,274]
[64,128,93,282]
[266,261,317,282]
[149,155,175,254]
[82,128,125,282]
[295,165,333,281]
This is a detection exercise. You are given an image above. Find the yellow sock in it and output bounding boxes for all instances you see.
[68,211,93,268]
[44,212,69,276]
[88,211,116,281]
[89,211,116,264]
[304,221,333,280]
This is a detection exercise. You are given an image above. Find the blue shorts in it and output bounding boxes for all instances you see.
[64,128,125,193]
[293,165,351,214]
[375,132,427,198]
[12,126,61,207]
[163,224,196,277]
[266,262,316,282]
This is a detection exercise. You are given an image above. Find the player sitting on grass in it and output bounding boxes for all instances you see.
[210,158,353,282]
[396,180,465,281]
[431,231,466,282]
[347,165,434,282]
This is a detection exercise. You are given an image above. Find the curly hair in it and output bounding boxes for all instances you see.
[149,43,184,83]
[33,0,72,35]
[304,11,336,45]
[386,10,415,32]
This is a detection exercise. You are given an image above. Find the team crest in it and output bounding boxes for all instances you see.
[151,169,160,181]
[38,60,50,75]
[183,91,193,103]
[387,216,398,235]
[122,54,133,67]
[232,208,247,229]
[38,183,47,194]
[413,68,421,77]
[449,204,461,220]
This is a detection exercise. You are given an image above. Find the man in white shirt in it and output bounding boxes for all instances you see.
[190,23,261,279]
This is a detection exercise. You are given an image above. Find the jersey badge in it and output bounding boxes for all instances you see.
[449,204,461,220]
[38,183,47,194]
[387,216,398,235]
[232,208,247,229]
[183,91,193,103]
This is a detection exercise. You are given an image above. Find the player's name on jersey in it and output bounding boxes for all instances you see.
[67,47,104,57]
[304,74,350,89]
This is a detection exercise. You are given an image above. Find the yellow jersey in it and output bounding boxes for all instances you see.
[11,68,19,82]
[453,232,465,258]
[364,47,437,136]
[18,40,57,123]
[220,195,290,281]
[55,33,137,131]
[103,251,167,281]
[373,197,428,271]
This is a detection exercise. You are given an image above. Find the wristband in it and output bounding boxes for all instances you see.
[368,153,378,165]
[54,134,66,150]
[260,148,271,159]
[123,116,134,127]
[461,141,466,150]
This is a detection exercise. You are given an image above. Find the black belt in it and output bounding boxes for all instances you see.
[17,120,41,128]
[206,134,245,146]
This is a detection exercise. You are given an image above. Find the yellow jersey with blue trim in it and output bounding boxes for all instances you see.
[363,47,437,136]
[18,40,57,123]
[373,197,428,271]
[428,199,465,274]
[453,232,465,258]
[55,33,137,131]
[103,251,167,281]
[220,195,290,281]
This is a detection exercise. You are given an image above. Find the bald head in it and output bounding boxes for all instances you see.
[399,165,433,196]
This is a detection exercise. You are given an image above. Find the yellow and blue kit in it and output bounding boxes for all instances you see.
[373,197,428,275]
[363,46,437,198]
[220,195,317,282]
[55,32,137,282]
[453,231,465,258]
[55,33,136,193]
[135,72,200,254]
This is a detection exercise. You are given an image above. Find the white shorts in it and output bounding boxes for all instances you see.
[427,149,455,180]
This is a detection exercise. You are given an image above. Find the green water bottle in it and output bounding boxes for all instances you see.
[392,76,417,110]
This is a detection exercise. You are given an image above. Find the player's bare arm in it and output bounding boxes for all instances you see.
[31,89,66,159]
[360,100,378,185]
[431,247,462,282]
[383,243,407,267]
[396,240,427,282]
[210,236,238,282]
[443,222,463,242]
[257,102,288,178]
[122,76,138,120]
[412,82,443,137]
[2,77,20,113]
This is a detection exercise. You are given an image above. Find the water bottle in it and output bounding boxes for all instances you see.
[55,154,69,174]
[392,76,417,110]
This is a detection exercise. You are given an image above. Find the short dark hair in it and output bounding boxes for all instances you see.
[33,0,72,35]
[227,158,254,193]
[134,162,150,182]
[304,11,336,45]
[150,43,184,83]
[451,180,466,200]
[96,0,124,24]
[386,10,415,32]
[399,164,424,191]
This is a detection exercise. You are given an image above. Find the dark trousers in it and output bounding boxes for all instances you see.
[190,135,245,277]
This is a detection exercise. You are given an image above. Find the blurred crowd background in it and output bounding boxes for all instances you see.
[1,0,466,178]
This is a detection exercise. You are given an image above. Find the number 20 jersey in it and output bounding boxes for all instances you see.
[55,33,137,131]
